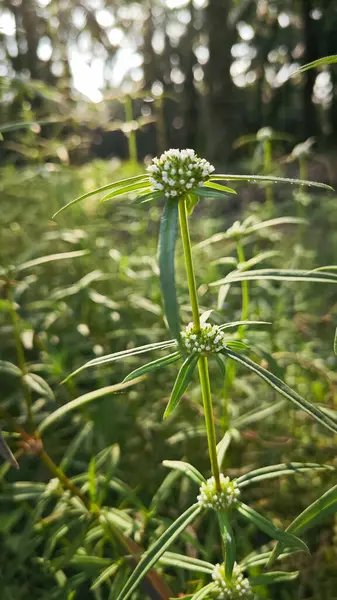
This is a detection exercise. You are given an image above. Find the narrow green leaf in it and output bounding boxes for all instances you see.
[0,433,19,469]
[237,503,308,554]
[162,460,206,485]
[159,552,213,574]
[100,181,150,202]
[268,484,337,567]
[91,563,120,590]
[0,117,66,133]
[213,354,226,377]
[88,458,97,503]
[16,250,89,272]
[0,361,22,377]
[212,268,337,287]
[163,355,198,418]
[158,199,181,340]
[233,133,261,148]
[210,173,334,191]
[334,328,337,356]
[291,55,337,75]
[203,182,237,194]
[240,550,295,569]
[190,583,217,600]
[237,463,334,488]
[134,190,163,203]
[216,431,232,467]
[63,340,176,382]
[53,174,149,217]
[250,571,299,586]
[238,250,280,271]
[225,341,249,351]
[195,187,231,199]
[233,401,285,429]
[218,511,236,578]
[116,503,202,600]
[38,378,144,434]
[247,216,307,235]
[123,352,181,383]
[225,348,337,435]
[23,373,54,400]
[218,320,271,331]
[186,193,199,215]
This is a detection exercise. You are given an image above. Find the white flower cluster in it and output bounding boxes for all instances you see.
[181,322,227,355]
[212,563,252,599]
[146,148,214,199]
[197,474,240,511]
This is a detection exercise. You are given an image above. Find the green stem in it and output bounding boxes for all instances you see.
[178,197,201,331]
[178,197,220,490]
[7,283,34,432]
[236,239,249,340]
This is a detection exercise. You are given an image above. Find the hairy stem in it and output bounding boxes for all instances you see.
[178,197,220,489]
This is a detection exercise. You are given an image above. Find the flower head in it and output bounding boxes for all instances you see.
[147,149,214,199]
[197,474,240,511]
[212,563,252,599]
[181,322,227,355]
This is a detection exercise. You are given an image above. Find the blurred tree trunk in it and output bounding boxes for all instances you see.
[142,3,156,90]
[204,0,237,162]
[180,1,199,149]
[301,0,318,137]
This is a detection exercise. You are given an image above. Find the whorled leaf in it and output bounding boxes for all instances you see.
[237,462,334,488]
[210,173,334,191]
[62,340,176,382]
[224,349,337,434]
[38,378,144,434]
[190,583,217,600]
[53,174,150,217]
[212,268,337,287]
[116,503,202,600]
[250,571,299,586]
[123,352,181,383]
[268,484,337,567]
[158,199,181,341]
[159,552,213,574]
[163,355,199,418]
[162,460,205,485]
[237,502,308,554]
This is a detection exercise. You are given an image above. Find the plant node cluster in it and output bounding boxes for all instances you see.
[197,474,240,510]
[212,563,252,599]
[146,148,214,198]
[181,322,227,355]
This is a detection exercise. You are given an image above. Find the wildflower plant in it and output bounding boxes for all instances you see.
[53,148,337,599]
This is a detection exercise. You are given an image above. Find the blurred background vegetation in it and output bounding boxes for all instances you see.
[1,1,337,599]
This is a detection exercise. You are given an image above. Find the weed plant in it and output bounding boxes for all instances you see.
[1,54,337,599]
